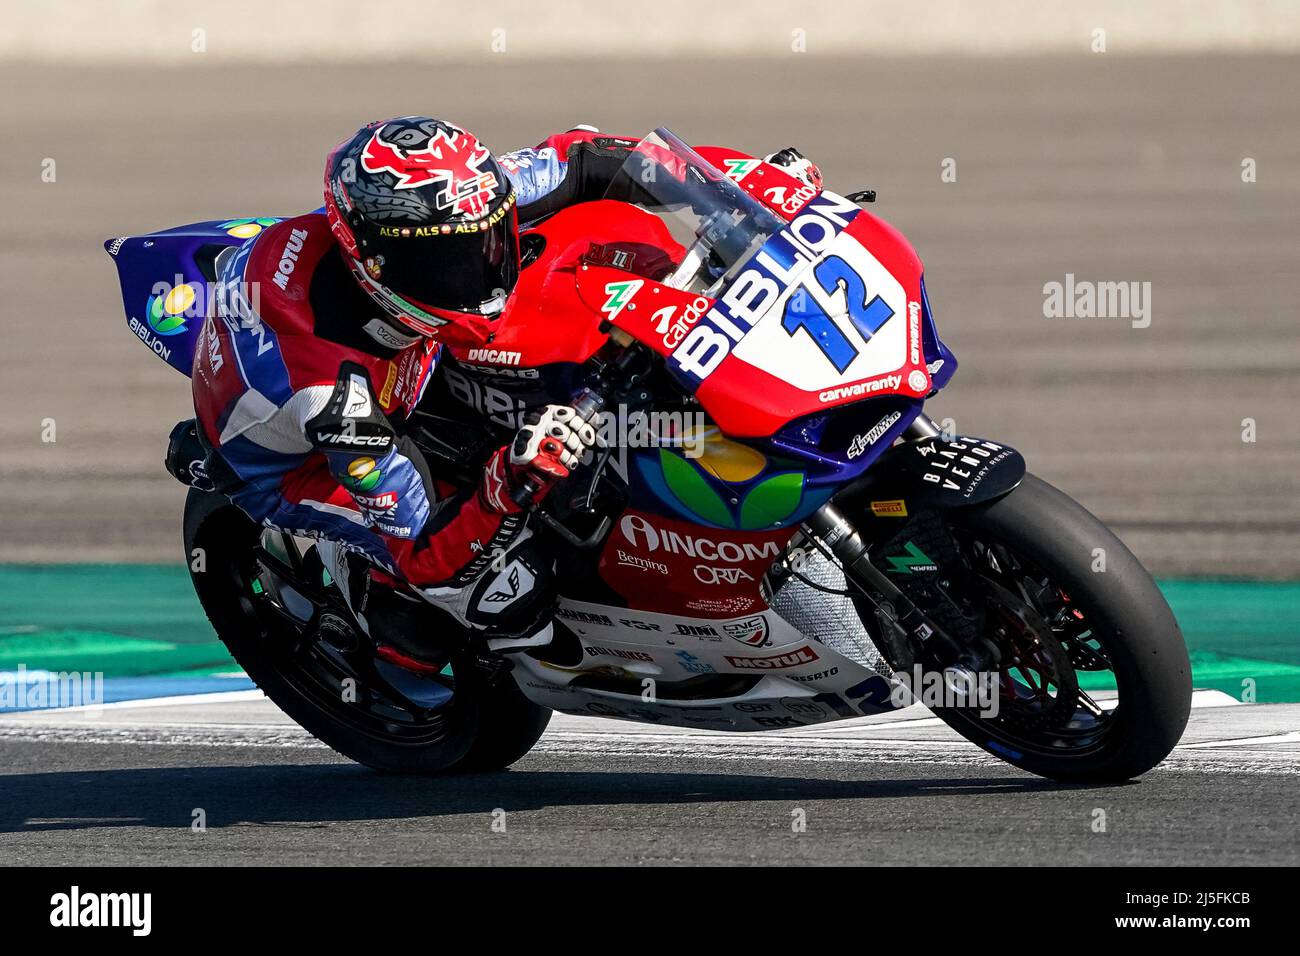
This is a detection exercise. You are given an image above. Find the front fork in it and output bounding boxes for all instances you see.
[902,411,942,440]
[798,412,982,679]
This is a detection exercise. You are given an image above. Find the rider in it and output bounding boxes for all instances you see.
[183,116,818,663]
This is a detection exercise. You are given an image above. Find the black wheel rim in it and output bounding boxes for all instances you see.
[227,527,465,747]
[944,529,1122,758]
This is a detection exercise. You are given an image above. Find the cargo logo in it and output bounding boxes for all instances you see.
[651,296,712,349]
[763,181,818,215]
[725,646,819,670]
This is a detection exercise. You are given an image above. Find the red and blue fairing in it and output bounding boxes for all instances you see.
[559,131,957,533]
[103,217,283,377]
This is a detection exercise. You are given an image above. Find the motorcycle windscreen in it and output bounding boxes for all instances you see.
[601,128,788,296]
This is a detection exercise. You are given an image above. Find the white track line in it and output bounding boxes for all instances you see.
[0,688,1294,773]
[1180,731,1300,749]
[16,689,267,715]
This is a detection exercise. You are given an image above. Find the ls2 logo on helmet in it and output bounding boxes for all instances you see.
[361,125,499,217]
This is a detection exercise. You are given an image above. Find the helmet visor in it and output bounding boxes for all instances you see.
[361,206,520,314]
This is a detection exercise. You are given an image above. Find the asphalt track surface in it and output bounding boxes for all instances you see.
[0,691,1295,865]
[2,54,1299,575]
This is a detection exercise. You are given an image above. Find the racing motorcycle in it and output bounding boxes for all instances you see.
[105,129,1191,781]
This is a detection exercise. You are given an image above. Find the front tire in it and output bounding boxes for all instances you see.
[860,474,1191,782]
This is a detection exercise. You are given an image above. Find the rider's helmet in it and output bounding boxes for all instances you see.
[324,116,519,346]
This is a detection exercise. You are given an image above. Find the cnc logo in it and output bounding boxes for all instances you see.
[722,615,770,647]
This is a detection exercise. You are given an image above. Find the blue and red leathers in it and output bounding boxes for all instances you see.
[192,129,622,590]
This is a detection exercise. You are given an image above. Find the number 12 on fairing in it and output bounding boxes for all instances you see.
[780,255,894,373]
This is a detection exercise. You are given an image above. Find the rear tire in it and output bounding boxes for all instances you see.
[454,679,552,773]
[183,488,550,774]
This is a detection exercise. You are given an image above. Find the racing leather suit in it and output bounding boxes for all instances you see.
[190,129,636,648]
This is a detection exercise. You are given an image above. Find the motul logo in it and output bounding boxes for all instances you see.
[272,228,309,290]
[725,646,818,670]
[353,492,397,510]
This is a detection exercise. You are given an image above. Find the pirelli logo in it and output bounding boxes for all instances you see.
[870,499,908,518]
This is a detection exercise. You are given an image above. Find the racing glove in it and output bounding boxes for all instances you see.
[479,404,601,514]
[764,147,824,190]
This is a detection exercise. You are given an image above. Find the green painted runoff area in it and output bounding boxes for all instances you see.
[1,565,1297,701]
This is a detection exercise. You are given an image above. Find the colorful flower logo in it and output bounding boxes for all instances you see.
[344,457,383,492]
[646,430,807,530]
[220,217,280,239]
[145,283,196,336]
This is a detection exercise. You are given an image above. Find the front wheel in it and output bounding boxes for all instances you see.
[855,474,1192,782]
[183,489,550,773]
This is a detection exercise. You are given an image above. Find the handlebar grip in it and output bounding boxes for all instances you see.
[511,475,541,508]
[572,389,605,419]
[511,384,615,510]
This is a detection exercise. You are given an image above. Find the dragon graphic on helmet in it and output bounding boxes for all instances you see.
[324,117,520,346]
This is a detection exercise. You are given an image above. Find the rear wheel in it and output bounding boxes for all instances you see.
[853,474,1191,782]
[183,489,550,773]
